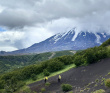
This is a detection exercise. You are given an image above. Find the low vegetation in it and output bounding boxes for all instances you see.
[0,50,74,74]
[45,82,51,86]
[41,88,46,92]
[61,84,72,92]
[19,86,35,93]
[105,78,110,87]
[31,74,37,81]
[101,38,110,47]
[74,46,108,67]
[43,69,50,76]
[93,89,105,93]
[0,55,74,92]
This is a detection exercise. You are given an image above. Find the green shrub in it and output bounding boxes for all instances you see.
[102,78,105,82]
[47,59,64,72]
[61,84,72,92]
[0,80,4,89]
[105,78,110,87]
[45,82,51,86]
[74,55,85,67]
[4,77,25,92]
[93,89,105,93]
[95,79,99,83]
[57,56,73,65]
[74,46,108,65]
[40,61,49,70]
[84,48,97,64]
[31,74,37,81]
[4,79,25,92]
[43,69,50,76]
[41,88,46,92]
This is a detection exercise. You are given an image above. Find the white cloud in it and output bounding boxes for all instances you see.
[0,31,24,42]
[0,46,17,52]
[0,27,53,51]
[0,0,110,29]
[0,5,5,13]
[0,0,110,51]
[0,31,25,51]
[22,26,53,47]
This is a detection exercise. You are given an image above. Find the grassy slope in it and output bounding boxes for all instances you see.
[25,64,75,85]
[0,64,75,93]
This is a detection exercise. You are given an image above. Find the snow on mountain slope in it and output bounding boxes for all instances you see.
[0,29,110,55]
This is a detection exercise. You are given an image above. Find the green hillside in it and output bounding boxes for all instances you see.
[52,50,75,58]
[0,50,75,74]
[0,55,34,74]
[0,39,110,92]
[0,61,9,73]
[101,38,110,47]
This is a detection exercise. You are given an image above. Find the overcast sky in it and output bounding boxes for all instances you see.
[0,0,110,51]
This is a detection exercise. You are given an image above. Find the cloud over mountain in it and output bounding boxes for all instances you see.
[0,0,110,51]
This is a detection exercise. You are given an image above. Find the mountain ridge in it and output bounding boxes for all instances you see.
[0,29,110,55]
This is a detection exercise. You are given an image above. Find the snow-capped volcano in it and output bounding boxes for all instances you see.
[0,29,110,55]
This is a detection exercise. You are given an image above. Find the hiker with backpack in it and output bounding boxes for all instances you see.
[44,77,48,83]
[58,75,61,82]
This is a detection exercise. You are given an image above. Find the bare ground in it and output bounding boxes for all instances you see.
[28,58,110,93]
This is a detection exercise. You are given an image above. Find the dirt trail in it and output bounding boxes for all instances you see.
[28,58,110,93]
[48,52,56,59]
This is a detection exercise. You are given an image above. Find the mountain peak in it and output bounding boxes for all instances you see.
[53,28,75,44]
[1,30,110,55]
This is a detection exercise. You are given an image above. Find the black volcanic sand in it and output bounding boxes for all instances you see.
[28,58,110,93]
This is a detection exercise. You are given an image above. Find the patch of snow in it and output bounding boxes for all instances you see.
[62,29,74,37]
[71,32,79,41]
[70,30,75,34]
[53,33,61,44]
[101,33,106,38]
[64,35,69,40]
[79,32,82,35]
[95,33,102,44]
[68,29,75,34]
[54,29,75,43]
[61,31,69,37]
[64,30,75,40]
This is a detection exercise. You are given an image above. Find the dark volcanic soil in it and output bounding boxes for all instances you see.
[28,58,110,93]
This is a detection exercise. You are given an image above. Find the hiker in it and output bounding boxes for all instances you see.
[58,75,61,82]
[44,77,48,83]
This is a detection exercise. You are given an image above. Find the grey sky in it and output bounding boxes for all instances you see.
[0,0,110,51]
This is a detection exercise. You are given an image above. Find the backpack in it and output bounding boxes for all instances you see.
[59,75,61,79]
[46,77,48,80]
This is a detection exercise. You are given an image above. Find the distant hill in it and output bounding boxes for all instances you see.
[0,28,110,55]
[0,50,75,74]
